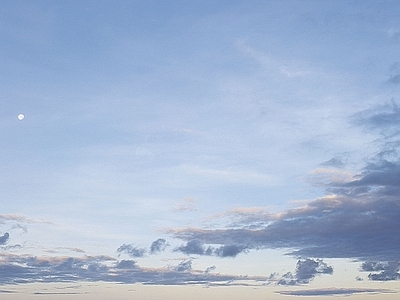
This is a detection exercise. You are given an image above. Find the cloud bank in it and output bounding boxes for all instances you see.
[168,101,400,281]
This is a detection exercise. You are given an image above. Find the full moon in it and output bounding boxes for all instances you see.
[17,114,25,121]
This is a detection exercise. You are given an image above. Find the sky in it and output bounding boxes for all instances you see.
[1,0,400,298]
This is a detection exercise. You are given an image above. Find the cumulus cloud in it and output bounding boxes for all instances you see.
[150,238,168,254]
[361,261,400,281]
[117,244,146,258]
[277,259,333,285]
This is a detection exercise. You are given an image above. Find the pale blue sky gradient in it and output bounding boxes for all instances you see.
[1,0,400,298]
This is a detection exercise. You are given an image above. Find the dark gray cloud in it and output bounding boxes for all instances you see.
[170,188,400,261]
[278,259,333,285]
[0,233,9,245]
[361,261,400,281]
[175,239,247,258]
[150,238,168,254]
[214,244,247,258]
[117,244,146,258]
[277,288,393,296]
[175,239,213,256]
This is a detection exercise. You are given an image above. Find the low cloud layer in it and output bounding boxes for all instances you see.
[0,254,267,286]
[277,288,393,296]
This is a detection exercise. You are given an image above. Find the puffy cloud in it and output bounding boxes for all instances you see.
[277,259,333,285]
[117,244,146,258]
[0,233,9,245]
[361,261,400,281]
[150,238,168,254]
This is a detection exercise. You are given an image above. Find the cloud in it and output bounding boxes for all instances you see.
[117,244,146,258]
[175,239,213,256]
[214,244,247,258]
[116,260,137,269]
[352,100,400,133]
[150,238,168,254]
[166,101,400,284]
[169,188,400,261]
[319,156,346,168]
[170,110,400,262]
[0,214,52,225]
[361,261,400,281]
[0,233,9,245]
[278,259,333,285]
[205,265,216,274]
[174,239,247,258]
[175,260,192,272]
[277,288,393,296]
[0,253,268,286]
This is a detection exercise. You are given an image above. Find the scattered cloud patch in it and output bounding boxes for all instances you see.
[278,259,333,285]
[175,239,213,256]
[175,239,247,258]
[150,238,168,254]
[175,260,192,272]
[0,233,9,245]
[361,261,400,281]
[117,244,146,258]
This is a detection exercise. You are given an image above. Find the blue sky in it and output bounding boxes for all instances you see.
[2,0,400,298]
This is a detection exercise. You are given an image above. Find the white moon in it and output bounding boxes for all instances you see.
[17,114,25,121]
